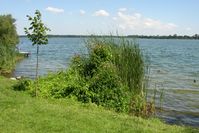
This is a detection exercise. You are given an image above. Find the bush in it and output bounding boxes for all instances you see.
[88,62,130,112]
[13,79,32,91]
[0,14,19,74]
[15,36,151,115]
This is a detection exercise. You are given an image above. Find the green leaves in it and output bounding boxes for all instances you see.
[0,14,19,74]
[24,10,50,46]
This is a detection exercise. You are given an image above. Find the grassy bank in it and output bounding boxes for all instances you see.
[0,76,198,133]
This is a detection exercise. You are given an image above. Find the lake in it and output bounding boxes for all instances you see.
[15,37,199,127]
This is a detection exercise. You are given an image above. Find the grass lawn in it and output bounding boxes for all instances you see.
[0,76,198,133]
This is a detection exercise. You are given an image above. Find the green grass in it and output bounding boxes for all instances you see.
[0,76,198,133]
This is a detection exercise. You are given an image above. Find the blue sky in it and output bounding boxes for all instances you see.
[0,0,198,35]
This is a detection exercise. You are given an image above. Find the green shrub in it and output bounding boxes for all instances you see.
[71,40,112,78]
[15,36,152,115]
[0,14,19,74]
[13,79,32,91]
[88,62,130,112]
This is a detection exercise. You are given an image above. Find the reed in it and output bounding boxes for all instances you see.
[111,38,145,94]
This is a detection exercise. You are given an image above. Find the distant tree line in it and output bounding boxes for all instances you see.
[127,34,199,39]
[19,34,199,40]
[0,14,19,74]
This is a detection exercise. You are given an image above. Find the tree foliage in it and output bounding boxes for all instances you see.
[24,10,50,45]
[0,14,19,74]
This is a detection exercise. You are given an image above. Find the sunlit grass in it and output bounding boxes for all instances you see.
[0,77,198,132]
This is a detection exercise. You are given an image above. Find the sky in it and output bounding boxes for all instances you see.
[0,0,199,35]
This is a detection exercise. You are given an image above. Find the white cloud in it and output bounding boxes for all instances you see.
[119,8,127,12]
[112,17,117,20]
[94,10,110,17]
[45,7,64,13]
[80,10,86,16]
[114,11,178,34]
[119,24,126,30]
[185,27,191,31]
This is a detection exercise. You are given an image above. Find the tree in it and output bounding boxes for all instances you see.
[24,10,50,97]
[193,34,199,39]
[0,14,19,74]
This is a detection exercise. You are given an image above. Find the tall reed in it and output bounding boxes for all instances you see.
[107,37,152,116]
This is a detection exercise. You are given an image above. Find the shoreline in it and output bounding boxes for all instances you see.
[19,35,199,40]
[0,52,27,78]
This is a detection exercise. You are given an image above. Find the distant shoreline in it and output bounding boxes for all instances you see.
[19,34,199,40]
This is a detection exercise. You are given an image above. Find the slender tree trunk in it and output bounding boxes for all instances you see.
[35,44,39,97]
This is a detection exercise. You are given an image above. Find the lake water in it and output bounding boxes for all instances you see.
[15,37,199,127]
